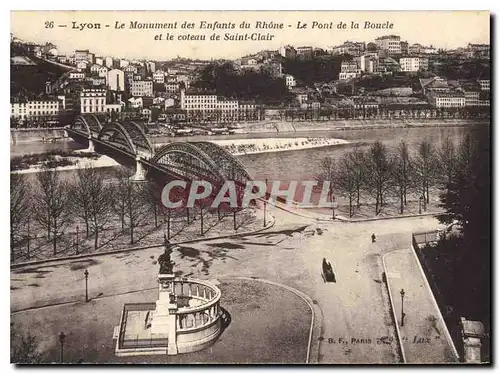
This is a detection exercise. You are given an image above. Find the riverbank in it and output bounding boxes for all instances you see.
[211,137,350,156]
[11,153,119,174]
[232,119,489,134]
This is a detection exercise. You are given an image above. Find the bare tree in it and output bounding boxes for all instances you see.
[141,180,162,229]
[124,180,148,244]
[334,154,357,218]
[317,156,336,218]
[349,146,366,209]
[86,168,113,250]
[111,167,131,231]
[438,137,456,186]
[366,141,394,215]
[71,166,94,237]
[10,174,30,259]
[33,166,72,255]
[392,142,414,214]
[414,140,439,206]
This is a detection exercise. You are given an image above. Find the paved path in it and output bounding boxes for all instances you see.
[384,248,459,363]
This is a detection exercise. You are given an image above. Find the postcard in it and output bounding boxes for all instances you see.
[10,10,490,364]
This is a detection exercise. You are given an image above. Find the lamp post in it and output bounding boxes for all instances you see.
[84,269,89,302]
[76,225,79,254]
[59,332,66,363]
[263,178,268,227]
[400,289,406,327]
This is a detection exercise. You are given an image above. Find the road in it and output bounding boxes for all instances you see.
[11,205,445,363]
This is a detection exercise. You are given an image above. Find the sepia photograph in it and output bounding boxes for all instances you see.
[9,10,491,365]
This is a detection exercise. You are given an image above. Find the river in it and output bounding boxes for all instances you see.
[10,125,478,183]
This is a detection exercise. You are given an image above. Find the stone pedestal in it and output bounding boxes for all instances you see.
[130,156,146,181]
[150,274,178,354]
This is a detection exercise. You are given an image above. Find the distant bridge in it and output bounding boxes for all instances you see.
[65,114,252,192]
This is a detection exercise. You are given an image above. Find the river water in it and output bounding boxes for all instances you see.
[10,126,474,183]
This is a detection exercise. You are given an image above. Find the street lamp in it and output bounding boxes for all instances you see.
[263,178,268,227]
[84,269,89,302]
[76,225,79,254]
[59,332,66,363]
[400,289,406,327]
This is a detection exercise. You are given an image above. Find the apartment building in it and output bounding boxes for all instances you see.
[180,88,239,122]
[107,69,125,92]
[130,80,154,97]
[339,61,361,80]
[428,92,465,108]
[153,70,165,84]
[399,57,429,72]
[375,35,401,55]
[80,88,107,113]
[11,100,61,121]
[284,74,297,89]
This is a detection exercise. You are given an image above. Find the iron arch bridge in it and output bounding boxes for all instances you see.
[151,141,252,188]
[66,114,154,157]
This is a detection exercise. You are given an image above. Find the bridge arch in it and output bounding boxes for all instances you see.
[72,114,103,137]
[120,120,154,155]
[151,142,251,186]
[98,122,138,155]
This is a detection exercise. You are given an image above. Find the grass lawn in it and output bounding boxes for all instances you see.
[11,279,311,364]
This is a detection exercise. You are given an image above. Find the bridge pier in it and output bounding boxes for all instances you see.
[130,157,147,182]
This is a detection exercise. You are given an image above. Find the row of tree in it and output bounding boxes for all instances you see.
[317,136,473,217]
[10,166,193,261]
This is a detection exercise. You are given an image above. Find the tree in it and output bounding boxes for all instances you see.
[348,146,366,209]
[33,167,72,255]
[317,156,336,218]
[392,141,413,214]
[141,180,162,229]
[438,137,456,186]
[10,174,30,259]
[10,324,42,364]
[86,167,113,250]
[71,166,93,238]
[414,140,439,206]
[334,154,357,218]
[438,125,490,330]
[111,167,131,231]
[123,180,148,244]
[366,141,394,215]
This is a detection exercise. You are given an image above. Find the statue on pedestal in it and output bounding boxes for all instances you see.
[158,234,174,275]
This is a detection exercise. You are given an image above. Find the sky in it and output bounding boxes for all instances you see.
[10,10,490,61]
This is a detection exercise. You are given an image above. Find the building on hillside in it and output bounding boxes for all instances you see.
[339,61,361,80]
[11,99,62,121]
[375,35,401,56]
[107,69,125,92]
[130,80,154,97]
[69,70,86,80]
[358,54,379,73]
[284,74,297,89]
[427,91,465,108]
[279,45,297,60]
[419,76,450,95]
[146,61,156,73]
[153,70,165,84]
[400,41,409,55]
[399,57,429,72]
[104,56,113,68]
[331,41,366,56]
[464,91,480,106]
[80,88,107,113]
[165,82,180,93]
[76,60,89,70]
[180,88,239,122]
[478,79,490,91]
[74,49,93,63]
[296,46,314,60]
[119,59,130,68]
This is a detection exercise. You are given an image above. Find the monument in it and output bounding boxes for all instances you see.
[150,235,178,354]
[114,234,223,357]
